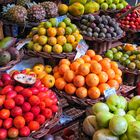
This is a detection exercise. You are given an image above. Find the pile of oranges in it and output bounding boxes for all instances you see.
[53,50,122,99]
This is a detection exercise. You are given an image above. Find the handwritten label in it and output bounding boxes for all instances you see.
[16,38,31,50]
[74,40,89,60]
[104,88,116,99]
[56,15,67,25]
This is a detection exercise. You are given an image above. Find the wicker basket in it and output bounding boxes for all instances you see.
[84,36,123,55]
[0,49,24,72]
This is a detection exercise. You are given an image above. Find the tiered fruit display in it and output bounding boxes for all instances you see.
[0,73,59,139]
[95,0,128,11]
[117,5,140,30]
[83,94,140,140]
[58,0,100,16]
[79,14,123,39]
[21,63,55,88]
[27,17,83,54]
[105,44,140,70]
[53,50,122,99]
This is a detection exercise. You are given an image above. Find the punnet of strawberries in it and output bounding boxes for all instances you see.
[0,71,59,139]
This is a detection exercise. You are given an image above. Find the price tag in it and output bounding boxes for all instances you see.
[56,15,67,25]
[16,38,31,50]
[104,88,116,99]
[74,40,89,60]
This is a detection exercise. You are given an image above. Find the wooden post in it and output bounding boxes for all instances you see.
[0,21,4,40]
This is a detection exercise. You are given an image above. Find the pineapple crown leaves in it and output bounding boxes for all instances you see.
[2,4,15,15]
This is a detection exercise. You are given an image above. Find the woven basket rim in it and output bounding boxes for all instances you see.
[0,49,24,72]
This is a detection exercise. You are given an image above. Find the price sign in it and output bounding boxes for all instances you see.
[56,15,67,25]
[16,38,31,50]
[104,88,116,99]
[74,40,89,60]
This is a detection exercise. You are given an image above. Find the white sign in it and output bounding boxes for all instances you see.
[104,88,116,99]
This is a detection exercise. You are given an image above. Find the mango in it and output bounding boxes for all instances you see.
[68,2,84,16]
[0,37,17,50]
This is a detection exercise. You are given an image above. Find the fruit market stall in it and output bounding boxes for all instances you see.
[0,0,140,139]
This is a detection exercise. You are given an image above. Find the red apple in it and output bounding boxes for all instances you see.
[24,112,34,123]
[14,94,24,105]
[19,126,30,137]
[7,90,17,99]
[1,73,11,82]
[22,102,31,112]
[0,85,13,95]
[42,108,52,119]
[21,89,32,98]
[50,105,58,113]
[35,114,45,125]
[31,106,40,116]
[11,106,22,117]
[8,127,19,138]
[14,86,24,93]
[0,128,7,140]
[0,119,3,127]
[34,80,41,88]
[3,118,13,129]
[0,80,4,87]
[4,99,15,109]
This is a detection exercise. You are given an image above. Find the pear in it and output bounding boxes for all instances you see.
[128,96,140,110]
[124,114,136,124]
[114,109,126,116]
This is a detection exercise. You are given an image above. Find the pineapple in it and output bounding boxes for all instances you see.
[16,0,31,7]
[41,1,58,19]
[27,4,46,22]
[6,5,27,24]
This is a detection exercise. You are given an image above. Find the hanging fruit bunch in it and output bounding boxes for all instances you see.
[27,17,83,54]
[0,72,59,139]
[116,5,140,30]
[53,50,122,100]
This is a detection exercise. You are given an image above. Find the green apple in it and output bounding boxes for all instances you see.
[118,96,128,111]
[120,134,128,140]
[92,102,109,115]
[128,96,140,111]
[109,3,117,10]
[113,0,120,4]
[124,114,136,124]
[109,116,128,136]
[95,0,105,4]
[127,121,140,140]
[114,109,126,116]
[106,94,120,112]
[116,3,124,10]
[83,115,99,136]
[122,1,128,7]
[106,0,113,4]
[96,111,114,128]
[101,3,109,10]
[127,110,136,118]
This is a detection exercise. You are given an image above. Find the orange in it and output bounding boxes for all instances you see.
[54,72,61,79]
[107,80,119,90]
[104,58,111,62]
[99,59,111,72]
[73,75,85,87]
[57,27,65,36]
[76,87,87,99]
[114,75,122,84]
[59,64,70,75]
[92,55,103,62]
[53,66,59,73]
[106,69,115,80]
[110,61,118,70]
[98,83,110,94]
[48,37,57,46]
[37,71,46,79]
[57,36,67,45]
[55,78,66,90]
[47,27,57,37]
[64,83,76,95]
[114,68,122,77]
[78,63,90,76]
[86,73,99,87]
[41,74,55,88]
[70,62,80,72]
[86,50,95,58]
[88,87,100,99]
[59,59,70,66]
[82,55,91,63]
[67,35,75,43]
[75,58,85,64]
[64,70,75,82]
[33,65,44,75]
[98,71,108,83]
[90,61,102,74]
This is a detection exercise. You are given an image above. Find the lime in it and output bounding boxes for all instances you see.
[105,52,113,60]
[63,43,73,53]
[58,22,66,28]
[69,24,77,32]
[119,57,127,64]
[123,54,129,59]
[63,17,71,26]
[44,21,52,29]
[114,53,122,60]
[65,27,73,35]
[111,48,118,53]
[107,50,113,54]
[49,18,57,27]
[118,51,123,56]
[125,59,131,66]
